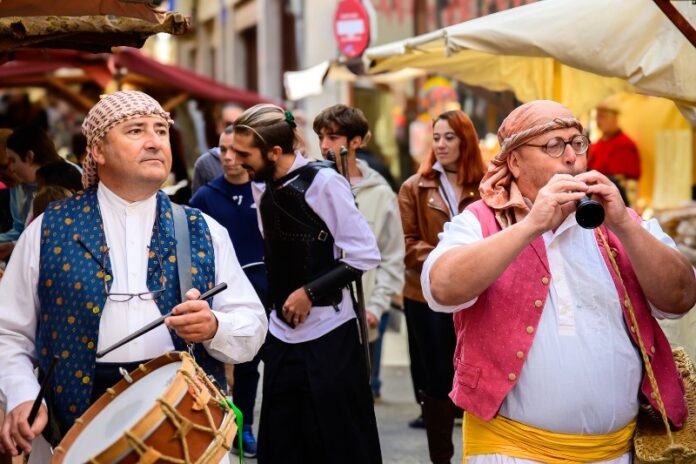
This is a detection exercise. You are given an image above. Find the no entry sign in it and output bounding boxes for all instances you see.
[333,0,371,58]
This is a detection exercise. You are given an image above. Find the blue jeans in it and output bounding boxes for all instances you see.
[369,311,391,396]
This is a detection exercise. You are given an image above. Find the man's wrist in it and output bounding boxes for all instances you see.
[208,312,219,340]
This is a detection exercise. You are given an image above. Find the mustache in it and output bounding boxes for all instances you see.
[140,153,166,162]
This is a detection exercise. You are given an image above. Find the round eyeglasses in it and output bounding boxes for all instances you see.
[523,134,589,158]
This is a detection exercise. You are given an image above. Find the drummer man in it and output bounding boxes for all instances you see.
[0,91,267,461]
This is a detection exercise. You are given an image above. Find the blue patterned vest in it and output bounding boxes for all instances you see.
[37,187,225,432]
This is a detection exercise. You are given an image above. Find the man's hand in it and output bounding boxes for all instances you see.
[576,170,632,232]
[282,288,312,325]
[366,311,379,329]
[0,401,47,456]
[525,174,588,234]
[165,288,218,342]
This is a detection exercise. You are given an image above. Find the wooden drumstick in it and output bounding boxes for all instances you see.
[96,282,228,359]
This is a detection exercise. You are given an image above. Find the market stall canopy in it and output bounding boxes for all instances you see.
[0,0,189,53]
[0,47,276,111]
[111,47,278,107]
[364,0,696,124]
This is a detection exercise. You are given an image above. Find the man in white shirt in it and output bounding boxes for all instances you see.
[0,91,267,462]
[422,100,695,463]
[312,104,405,399]
[231,104,382,463]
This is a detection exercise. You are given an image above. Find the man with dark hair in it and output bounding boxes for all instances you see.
[190,125,268,458]
[232,103,382,463]
[0,125,73,260]
[313,104,404,400]
[192,103,245,194]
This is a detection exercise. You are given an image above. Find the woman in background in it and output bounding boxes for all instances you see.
[398,110,486,464]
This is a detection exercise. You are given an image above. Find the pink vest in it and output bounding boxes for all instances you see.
[450,200,687,426]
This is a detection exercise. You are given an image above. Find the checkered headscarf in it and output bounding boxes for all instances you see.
[81,90,173,189]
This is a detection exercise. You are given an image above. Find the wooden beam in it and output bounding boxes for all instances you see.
[46,76,96,112]
[162,93,189,112]
[0,74,95,88]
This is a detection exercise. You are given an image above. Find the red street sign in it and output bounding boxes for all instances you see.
[333,0,371,59]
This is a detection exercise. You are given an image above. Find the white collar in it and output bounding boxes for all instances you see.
[97,182,158,215]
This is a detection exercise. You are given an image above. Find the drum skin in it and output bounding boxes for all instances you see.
[52,352,236,464]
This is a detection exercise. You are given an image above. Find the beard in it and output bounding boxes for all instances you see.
[245,155,276,183]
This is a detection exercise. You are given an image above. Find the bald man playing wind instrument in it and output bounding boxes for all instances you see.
[421,100,695,463]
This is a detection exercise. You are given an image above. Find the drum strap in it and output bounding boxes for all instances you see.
[172,203,192,302]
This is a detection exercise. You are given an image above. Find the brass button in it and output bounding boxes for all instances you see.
[651,346,655,354]
[469,191,475,196]
[534,299,543,308]
[508,373,517,381]
[541,277,549,285]
[630,326,636,333]
[650,391,657,399]
[624,298,630,307]
[526,326,534,334]
[516,351,524,359]
[611,249,618,257]
[429,197,434,203]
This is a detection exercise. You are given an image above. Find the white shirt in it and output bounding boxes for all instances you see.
[0,183,268,417]
[421,211,686,464]
[252,154,381,343]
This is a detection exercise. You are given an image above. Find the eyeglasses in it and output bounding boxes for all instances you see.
[101,245,165,302]
[523,134,589,158]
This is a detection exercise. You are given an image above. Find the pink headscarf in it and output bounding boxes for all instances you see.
[479,100,584,228]
[80,91,173,189]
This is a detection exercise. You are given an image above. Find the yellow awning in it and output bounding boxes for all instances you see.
[365,0,696,124]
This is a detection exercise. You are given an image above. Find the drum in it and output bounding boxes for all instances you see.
[52,352,236,463]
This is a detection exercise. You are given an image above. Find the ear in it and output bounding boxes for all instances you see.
[349,136,362,151]
[91,142,107,166]
[268,145,284,162]
[507,149,522,179]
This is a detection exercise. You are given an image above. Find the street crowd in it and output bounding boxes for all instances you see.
[0,90,693,464]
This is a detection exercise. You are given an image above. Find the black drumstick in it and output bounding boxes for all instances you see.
[28,355,59,426]
[96,282,228,359]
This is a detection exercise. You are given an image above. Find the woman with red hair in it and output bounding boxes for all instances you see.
[399,110,485,464]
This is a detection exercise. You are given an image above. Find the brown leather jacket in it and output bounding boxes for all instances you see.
[398,172,480,302]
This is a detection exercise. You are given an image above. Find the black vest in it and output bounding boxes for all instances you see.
[260,161,341,310]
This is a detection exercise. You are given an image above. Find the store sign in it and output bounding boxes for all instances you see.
[333,0,371,58]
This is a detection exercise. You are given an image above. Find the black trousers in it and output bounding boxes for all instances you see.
[403,298,456,399]
[232,350,262,426]
[257,320,382,464]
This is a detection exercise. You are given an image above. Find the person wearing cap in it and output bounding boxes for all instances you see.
[421,100,695,462]
[588,100,641,205]
[0,90,267,462]
[230,104,382,463]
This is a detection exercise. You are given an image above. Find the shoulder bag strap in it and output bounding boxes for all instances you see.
[596,226,674,445]
[172,203,193,302]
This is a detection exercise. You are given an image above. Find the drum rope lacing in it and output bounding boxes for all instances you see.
[74,353,239,464]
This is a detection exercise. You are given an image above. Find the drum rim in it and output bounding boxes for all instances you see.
[52,351,236,463]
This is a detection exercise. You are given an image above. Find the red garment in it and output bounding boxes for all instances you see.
[449,200,687,426]
[588,131,641,179]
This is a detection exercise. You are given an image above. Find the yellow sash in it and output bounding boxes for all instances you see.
[463,413,635,463]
